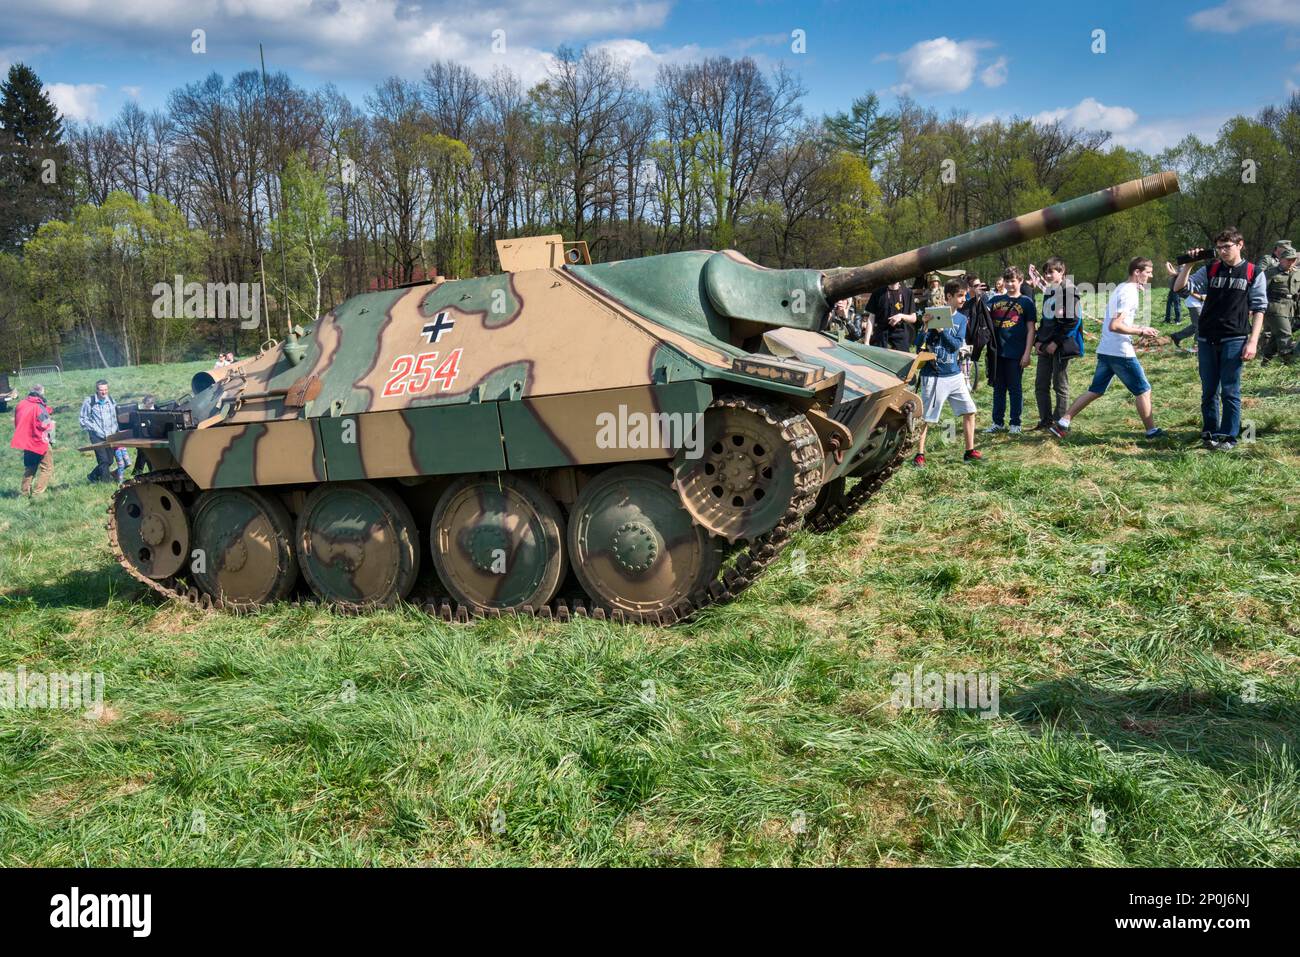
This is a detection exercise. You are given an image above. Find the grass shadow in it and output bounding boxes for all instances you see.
[1251,384,1300,398]
[6,564,152,611]
[1002,678,1299,775]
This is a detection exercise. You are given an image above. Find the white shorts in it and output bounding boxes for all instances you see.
[921,374,976,423]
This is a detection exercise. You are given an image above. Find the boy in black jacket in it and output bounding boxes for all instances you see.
[1032,257,1083,429]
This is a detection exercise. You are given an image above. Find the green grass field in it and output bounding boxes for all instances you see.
[2,297,1298,866]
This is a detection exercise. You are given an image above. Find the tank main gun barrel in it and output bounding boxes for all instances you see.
[821,171,1180,302]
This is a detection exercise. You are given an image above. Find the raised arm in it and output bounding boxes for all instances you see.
[1171,252,1207,294]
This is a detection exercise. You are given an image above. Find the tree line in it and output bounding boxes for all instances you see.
[0,51,1297,371]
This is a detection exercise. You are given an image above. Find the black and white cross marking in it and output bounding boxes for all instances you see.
[422,311,455,343]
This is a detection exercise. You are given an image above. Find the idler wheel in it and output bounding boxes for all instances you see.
[430,474,566,612]
[568,464,719,616]
[112,481,190,579]
[295,482,419,607]
[190,488,298,607]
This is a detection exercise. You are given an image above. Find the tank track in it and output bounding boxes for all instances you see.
[806,427,915,533]
[104,399,868,626]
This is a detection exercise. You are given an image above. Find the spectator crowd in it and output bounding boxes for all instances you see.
[827,226,1297,463]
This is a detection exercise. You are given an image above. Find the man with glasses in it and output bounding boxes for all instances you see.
[1172,228,1268,451]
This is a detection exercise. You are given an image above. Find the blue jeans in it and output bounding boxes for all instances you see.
[1164,291,1182,324]
[1197,336,1246,439]
[991,355,1024,426]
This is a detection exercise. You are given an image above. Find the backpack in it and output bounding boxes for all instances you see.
[1208,260,1255,281]
[963,296,996,357]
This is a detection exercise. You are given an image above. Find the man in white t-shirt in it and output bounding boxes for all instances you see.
[1050,257,1165,440]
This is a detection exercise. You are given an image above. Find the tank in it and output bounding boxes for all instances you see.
[94,171,1179,623]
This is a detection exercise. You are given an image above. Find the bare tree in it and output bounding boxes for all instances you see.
[364,77,438,282]
[532,45,635,243]
[657,57,803,246]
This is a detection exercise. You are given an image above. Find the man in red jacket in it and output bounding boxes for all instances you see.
[10,384,55,496]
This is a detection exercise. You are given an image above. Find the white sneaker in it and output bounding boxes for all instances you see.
[1008,425,1023,434]
[983,424,1004,434]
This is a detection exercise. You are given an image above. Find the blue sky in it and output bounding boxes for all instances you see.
[1,0,1296,153]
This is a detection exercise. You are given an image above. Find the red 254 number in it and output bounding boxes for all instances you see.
[383,349,463,397]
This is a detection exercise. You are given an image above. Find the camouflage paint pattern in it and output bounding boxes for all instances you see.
[763,328,920,393]
[172,419,325,489]
[295,481,419,606]
[190,488,298,605]
[568,464,719,613]
[171,384,713,489]
[761,328,923,481]
[431,474,566,610]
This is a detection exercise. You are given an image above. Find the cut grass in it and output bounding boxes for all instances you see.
[1,304,1297,866]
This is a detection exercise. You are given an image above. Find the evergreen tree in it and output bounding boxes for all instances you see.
[824,93,900,170]
[0,63,71,252]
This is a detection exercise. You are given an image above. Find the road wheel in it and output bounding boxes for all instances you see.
[190,488,298,607]
[295,481,419,608]
[430,474,566,612]
[568,464,719,617]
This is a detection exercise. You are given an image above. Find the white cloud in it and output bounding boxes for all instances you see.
[47,81,105,121]
[733,32,789,53]
[589,37,710,87]
[893,37,994,95]
[590,38,663,85]
[0,1,677,85]
[121,85,142,99]
[1033,97,1139,133]
[0,43,48,77]
[1114,112,1232,153]
[965,102,1222,153]
[980,56,1008,88]
[1029,96,1230,152]
[1189,0,1300,33]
